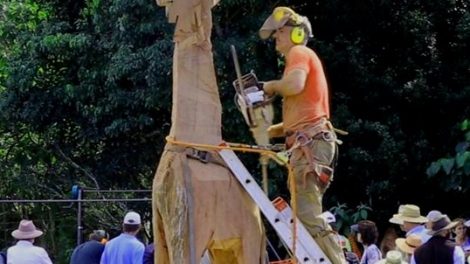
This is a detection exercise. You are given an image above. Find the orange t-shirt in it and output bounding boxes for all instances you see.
[282,45,330,132]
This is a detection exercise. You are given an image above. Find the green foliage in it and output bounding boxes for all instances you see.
[329,203,372,236]
[427,119,470,191]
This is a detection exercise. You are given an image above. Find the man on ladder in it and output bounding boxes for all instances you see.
[258,6,346,264]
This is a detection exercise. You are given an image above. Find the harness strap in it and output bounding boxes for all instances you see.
[166,144,227,168]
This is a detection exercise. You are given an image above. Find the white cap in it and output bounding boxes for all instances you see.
[123,211,141,225]
[319,211,336,224]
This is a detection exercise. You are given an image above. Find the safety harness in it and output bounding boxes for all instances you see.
[285,118,341,190]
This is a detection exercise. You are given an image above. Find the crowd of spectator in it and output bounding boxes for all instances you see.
[330,204,470,264]
[2,204,470,263]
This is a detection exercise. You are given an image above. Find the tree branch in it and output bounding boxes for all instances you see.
[53,143,101,190]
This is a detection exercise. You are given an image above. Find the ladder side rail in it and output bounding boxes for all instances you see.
[218,149,332,264]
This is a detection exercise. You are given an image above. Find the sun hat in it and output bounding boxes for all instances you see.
[11,220,44,240]
[389,205,406,225]
[123,211,141,225]
[389,204,427,224]
[319,211,336,224]
[376,250,408,264]
[395,234,422,254]
[259,6,312,40]
[426,210,442,222]
[464,219,470,228]
[427,214,458,236]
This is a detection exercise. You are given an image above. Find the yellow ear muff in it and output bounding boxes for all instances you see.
[291,26,305,44]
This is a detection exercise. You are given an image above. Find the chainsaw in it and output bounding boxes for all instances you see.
[230,45,275,135]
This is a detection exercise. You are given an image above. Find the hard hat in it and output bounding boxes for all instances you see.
[259,6,312,40]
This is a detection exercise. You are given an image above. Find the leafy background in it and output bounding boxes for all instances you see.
[0,0,469,262]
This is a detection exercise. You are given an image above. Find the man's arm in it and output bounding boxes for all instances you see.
[263,69,307,97]
[267,122,284,138]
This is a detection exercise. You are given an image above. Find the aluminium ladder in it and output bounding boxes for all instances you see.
[218,149,332,264]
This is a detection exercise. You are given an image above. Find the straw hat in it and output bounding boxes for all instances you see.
[389,205,405,225]
[11,220,44,240]
[427,214,458,236]
[395,234,422,254]
[376,250,408,264]
[389,204,427,224]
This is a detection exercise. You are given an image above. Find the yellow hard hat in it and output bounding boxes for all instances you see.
[259,6,312,40]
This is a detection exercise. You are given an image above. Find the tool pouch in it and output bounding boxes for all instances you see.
[310,162,334,191]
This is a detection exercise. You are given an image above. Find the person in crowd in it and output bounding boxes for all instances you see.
[0,251,5,264]
[453,218,470,257]
[143,242,154,264]
[320,211,360,263]
[425,210,442,230]
[349,224,364,260]
[411,213,465,264]
[389,204,430,243]
[376,250,408,264]
[395,234,422,262]
[100,211,145,264]
[320,211,352,252]
[7,219,53,264]
[353,220,382,264]
[70,229,108,264]
[380,227,399,257]
[258,6,345,263]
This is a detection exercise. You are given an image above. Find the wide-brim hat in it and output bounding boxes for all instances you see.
[389,213,404,225]
[389,205,405,224]
[11,220,43,240]
[395,234,422,254]
[390,204,427,224]
[427,215,458,235]
[426,210,442,223]
[464,219,470,228]
[259,6,312,40]
[376,250,408,264]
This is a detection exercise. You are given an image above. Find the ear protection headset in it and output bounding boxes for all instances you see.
[273,7,306,44]
[290,26,306,44]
